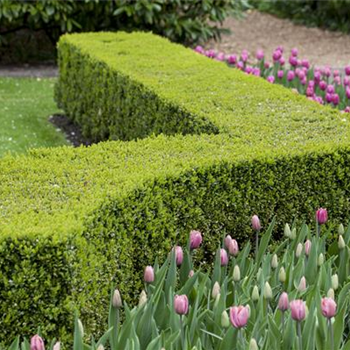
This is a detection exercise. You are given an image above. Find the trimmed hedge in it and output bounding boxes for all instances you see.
[2,32,350,343]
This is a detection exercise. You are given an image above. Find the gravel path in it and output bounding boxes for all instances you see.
[0,64,57,78]
[206,10,350,68]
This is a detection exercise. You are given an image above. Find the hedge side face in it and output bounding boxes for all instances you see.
[1,32,350,342]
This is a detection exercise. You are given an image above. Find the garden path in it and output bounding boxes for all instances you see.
[206,10,350,68]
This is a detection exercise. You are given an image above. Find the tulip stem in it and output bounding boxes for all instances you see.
[255,230,259,260]
[316,223,320,238]
[180,315,185,350]
[281,311,285,334]
[329,318,334,350]
[297,321,303,350]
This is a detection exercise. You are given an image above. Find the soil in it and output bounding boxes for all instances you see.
[206,10,350,68]
[49,114,93,147]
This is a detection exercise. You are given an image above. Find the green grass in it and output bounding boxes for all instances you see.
[0,77,68,156]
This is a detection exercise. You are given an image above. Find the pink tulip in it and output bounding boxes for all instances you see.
[174,294,189,315]
[319,80,327,90]
[315,96,324,104]
[345,106,350,113]
[245,66,253,74]
[251,215,261,231]
[267,76,275,83]
[278,292,289,312]
[344,77,350,86]
[314,71,321,82]
[252,68,261,76]
[278,70,284,79]
[346,88,350,99]
[194,46,204,54]
[304,240,311,256]
[273,50,282,62]
[289,56,298,67]
[346,66,350,76]
[297,70,305,80]
[230,306,249,328]
[256,49,264,60]
[241,49,249,62]
[333,70,340,77]
[301,78,307,85]
[279,56,285,66]
[31,335,45,350]
[334,76,341,85]
[174,246,183,266]
[225,235,239,256]
[216,52,225,61]
[220,248,229,266]
[205,49,216,58]
[237,61,244,70]
[326,93,333,103]
[298,276,307,291]
[291,48,298,57]
[316,208,328,225]
[264,62,271,69]
[290,300,306,321]
[321,297,337,319]
[287,70,295,81]
[301,59,310,69]
[144,266,154,283]
[224,235,233,250]
[326,85,335,94]
[227,55,237,65]
[188,269,194,277]
[324,67,331,77]
[190,230,202,250]
[306,87,314,97]
[332,93,340,105]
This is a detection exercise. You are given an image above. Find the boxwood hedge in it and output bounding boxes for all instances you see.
[1,32,350,343]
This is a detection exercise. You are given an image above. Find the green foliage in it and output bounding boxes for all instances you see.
[13,222,350,349]
[250,0,350,34]
[2,32,350,343]
[0,0,245,47]
[0,78,67,156]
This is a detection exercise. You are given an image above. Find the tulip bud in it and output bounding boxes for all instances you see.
[298,276,307,292]
[188,270,194,278]
[53,343,60,350]
[190,230,202,250]
[78,319,84,337]
[278,292,289,312]
[221,310,230,328]
[316,208,328,225]
[252,285,260,301]
[257,268,262,281]
[263,282,272,300]
[331,274,339,290]
[291,228,296,240]
[271,254,278,269]
[230,306,249,328]
[246,304,251,317]
[174,294,189,315]
[174,246,183,266]
[321,297,337,319]
[144,266,154,283]
[338,235,345,250]
[327,288,335,299]
[304,240,311,256]
[279,267,286,283]
[295,243,303,258]
[30,335,45,350]
[251,215,261,231]
[139,290,147,307]
[112,288,122,308]
[284,223,291,238]
[220,248,229,266]
[225,236,239,256]
[212,282,221,299]
[249,338,259,350]
[233,265,241,282]
[338,223,345,236]
[97,346,104,350]
[318,253,324,266]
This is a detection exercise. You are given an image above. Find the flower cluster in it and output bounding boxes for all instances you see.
[194,45,350,113]
[16,207,350,350]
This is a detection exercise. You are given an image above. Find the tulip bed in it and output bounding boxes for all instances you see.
[2,32,350,343]
[195,46,350,113]
[16,214,350,349]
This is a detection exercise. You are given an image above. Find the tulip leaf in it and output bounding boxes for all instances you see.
[8,337,19,350]
[256,217,275,268]
[212,248,221,285]
[145,335,162,350]
[165,249,177,302]
[218,327,237,350]
[337,282,350,311]
[136,302,154,349]
[333,304,346,350]
[179,248,192,287]
[73,316,84,350]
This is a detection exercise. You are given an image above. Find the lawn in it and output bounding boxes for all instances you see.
[0,77,68,156]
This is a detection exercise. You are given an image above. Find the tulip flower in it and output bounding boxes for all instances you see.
[296,243,303,258]
[272,50,282,62]
[278,292,289,312]
[237,61,244,70]
[188,269,194,278]
[346,88,350,99]
[53,343,60,350]
[228,238,239,256]
[332,94,340,106]
[298,276,307,292]
[263,282,272,300]
[290,300,306,322]
[215,52,225,61]
[284,223,291,238]
[344,77,350,86]
[318,253,324,266]
[267,75,275,83]
[338,235,345,250]
[252,285,259,301]
[250,338,258,350]
[287,70,295,81]
[174,294,189,315]
[289,55,298,67]
[174,246,183,266]
[301,59,310,69]
[331,274,339,290]
[338,223,345,235]
[279,267,286,283]
[319,80,327,90]
[327,85,335,94]
[205,49,215,58]
[229,305,249,328]
[256,49,264,60]
[190,230,202,250]
[212,282,220,299]
[252,68,261,76]
[345,66,350,75]
[112,288,122,308]
[304,240,311,256]
[144,266,154,283]
[139,290,147,307]
[271,254,278,269]
[194,45,204,54]
[30,335,45,350]
[279,56,285,66]
[233,265,241,282]
[277,70,284,79]
[327,288,335,300]
[221,310,230,328]
[321,298,337,318]
[220,248,228,266]
[241,49,249,63]
[345,106,350,113]
[316,208,328,236]
[291,48,298,56]
[227,54,237,65]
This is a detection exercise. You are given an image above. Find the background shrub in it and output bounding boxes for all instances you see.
[250,0,350,34]
[2,31,350,344]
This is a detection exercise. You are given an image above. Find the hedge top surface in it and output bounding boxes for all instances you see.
[59,31,349,145]
[1,31,350,240]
